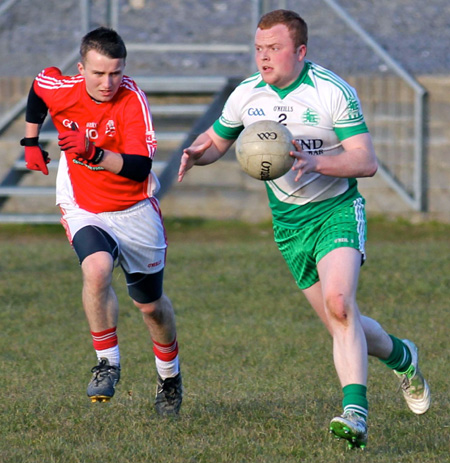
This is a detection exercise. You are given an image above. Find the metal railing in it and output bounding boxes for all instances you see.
[0,0,429,223]
[322,0,427,212]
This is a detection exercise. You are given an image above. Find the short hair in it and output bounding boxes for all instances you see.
[80,27,127,63]
[257,9,308,50]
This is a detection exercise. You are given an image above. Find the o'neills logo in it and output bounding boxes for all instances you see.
[148,260,162,268]
[260,161,272,180]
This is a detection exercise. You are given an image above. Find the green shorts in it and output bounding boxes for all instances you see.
[273,197,367,290]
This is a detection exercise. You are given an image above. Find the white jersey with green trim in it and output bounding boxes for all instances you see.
[214,61,369,209]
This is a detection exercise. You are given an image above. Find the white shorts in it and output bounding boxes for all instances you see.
[60,198,167,274]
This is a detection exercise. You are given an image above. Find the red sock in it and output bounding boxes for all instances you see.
[90,327,120,366]
[153,338,179,379]
[153,338,178,361]
[91,327,118,350]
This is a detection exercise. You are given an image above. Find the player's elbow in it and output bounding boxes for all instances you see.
[118,154,152,182]
[360,156,378,178]
[366,158,378,177]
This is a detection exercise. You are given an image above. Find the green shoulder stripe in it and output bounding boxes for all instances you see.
[311,63,355,100]
[213,120,243,140]
[335,122,369,140]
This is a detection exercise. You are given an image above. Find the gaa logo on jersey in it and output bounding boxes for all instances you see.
[105,120,116,137]
[248,108,266,117]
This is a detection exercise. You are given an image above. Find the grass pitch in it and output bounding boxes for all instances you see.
[0,217,448,462]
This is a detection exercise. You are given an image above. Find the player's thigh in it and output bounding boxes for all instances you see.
[101,199,166,275]
[315,198,366,293]
[317,247,362,298]
[273,224,319,290]
[315,197,367,265]
[72,225,119,265]
[61,202,120,265]
[124,268,164,304]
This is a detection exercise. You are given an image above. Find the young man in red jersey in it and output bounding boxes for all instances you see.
[21,27,182,415]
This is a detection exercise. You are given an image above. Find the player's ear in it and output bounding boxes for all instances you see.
[296,44,307,61]
[77,61,85,75]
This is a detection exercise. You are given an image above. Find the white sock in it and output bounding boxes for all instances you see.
[96,345,121,367]
[155,355,179,379]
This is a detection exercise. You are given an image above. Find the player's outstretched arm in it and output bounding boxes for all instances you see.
[178,135,213,182]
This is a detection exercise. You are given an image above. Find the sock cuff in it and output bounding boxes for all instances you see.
[153,338,178,361]
[342,383,369,418]
[380,334,411,371]
[342,383,367,396]
[91,327,118,350]
[153,338,177,348]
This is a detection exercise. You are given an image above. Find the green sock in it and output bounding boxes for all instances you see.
[342,384,368,420]
[380,334,412,372]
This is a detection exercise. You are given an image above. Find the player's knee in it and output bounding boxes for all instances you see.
[325,293,351,324]
[81,252,114,288]
[134,298,157,316]
[134,294,168,322]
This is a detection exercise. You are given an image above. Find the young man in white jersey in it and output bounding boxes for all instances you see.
[21,27,182,415]
[178,9,430,448]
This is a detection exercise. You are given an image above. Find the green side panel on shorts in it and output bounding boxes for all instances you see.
[272,188,367,290]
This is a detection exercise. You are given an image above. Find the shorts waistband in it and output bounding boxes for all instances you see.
[100,199,153,218]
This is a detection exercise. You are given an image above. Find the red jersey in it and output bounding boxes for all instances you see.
[34,67,159,213]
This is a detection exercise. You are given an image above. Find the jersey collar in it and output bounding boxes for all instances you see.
[256,61,314,99]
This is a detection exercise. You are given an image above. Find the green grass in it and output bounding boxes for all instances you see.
[0,217,449,462]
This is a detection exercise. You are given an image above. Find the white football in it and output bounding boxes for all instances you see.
[235,120,294,181]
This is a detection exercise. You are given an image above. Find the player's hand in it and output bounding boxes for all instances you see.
[290,139,318,181]
[58,129,96,161]
[20,138,50,175]
[178,139,213,182]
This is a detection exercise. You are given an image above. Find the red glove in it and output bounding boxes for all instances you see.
[58,129,104,164]
[58,130,96,160]
[20,137,50,175]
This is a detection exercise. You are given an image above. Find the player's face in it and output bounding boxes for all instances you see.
[78,50,125,102]
[255,24,306,89]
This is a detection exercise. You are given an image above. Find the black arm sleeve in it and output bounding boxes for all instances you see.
[26,83,48,124]
[118,153,152,182]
